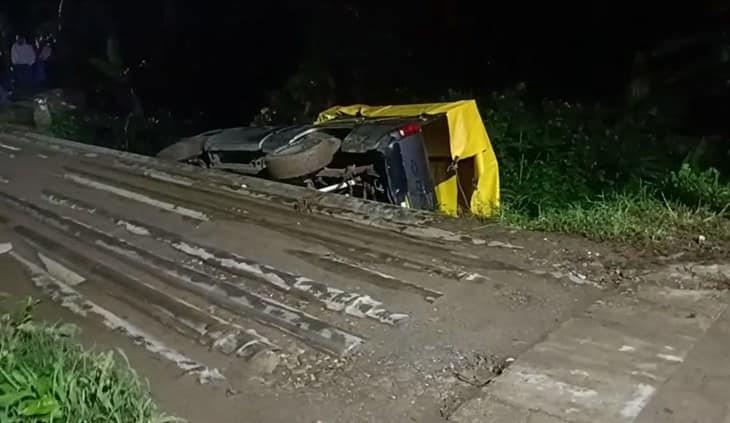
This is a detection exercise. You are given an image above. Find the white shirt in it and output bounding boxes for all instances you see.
[11,43,36,66]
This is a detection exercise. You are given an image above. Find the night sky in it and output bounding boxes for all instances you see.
[2,1,729,128]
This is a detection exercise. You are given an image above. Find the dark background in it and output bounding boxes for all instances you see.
[1,0,729,130]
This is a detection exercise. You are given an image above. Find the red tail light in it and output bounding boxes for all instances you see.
[393,123,422,139]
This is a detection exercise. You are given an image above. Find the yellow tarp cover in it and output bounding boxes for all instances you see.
[316,100,500,217]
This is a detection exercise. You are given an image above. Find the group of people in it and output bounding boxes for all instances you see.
[2,35,53,101]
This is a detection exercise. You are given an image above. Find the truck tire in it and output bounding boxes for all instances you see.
[156,135,207,162]
[265,132,341,180]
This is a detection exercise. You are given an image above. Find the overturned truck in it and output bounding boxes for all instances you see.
[156,100,499,217]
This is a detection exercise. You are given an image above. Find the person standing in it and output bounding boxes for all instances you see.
[11,35,37,96]
[0,84,9,106]
[34,40,52,88]
[0,65,10,105]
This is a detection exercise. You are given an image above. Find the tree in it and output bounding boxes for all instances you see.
[628,30,729,134]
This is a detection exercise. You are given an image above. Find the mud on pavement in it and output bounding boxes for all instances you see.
[0,129,727,423]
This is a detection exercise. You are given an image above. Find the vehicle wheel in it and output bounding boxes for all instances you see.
[156,135,207,162]
[265,132,341,180]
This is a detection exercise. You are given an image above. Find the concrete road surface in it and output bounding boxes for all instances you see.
[0,129,728,422]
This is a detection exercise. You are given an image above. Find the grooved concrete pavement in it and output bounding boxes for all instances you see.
[452,288,729,423]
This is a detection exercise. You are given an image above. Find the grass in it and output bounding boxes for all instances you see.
[501,188,730,244]
[482,86,730,245]
[0,297,181,423]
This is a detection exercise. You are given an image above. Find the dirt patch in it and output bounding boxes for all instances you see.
[640,263,730,290]
[438,352,514,419]
[459,221,730,293]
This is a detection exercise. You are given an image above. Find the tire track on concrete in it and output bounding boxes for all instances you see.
[39,189,411,326]
[60,165,499,282]
[76,159,497,256]
[12,223,277,359]
[288,249,444,302]
[81,157,489,244]
[0,192,366,356]
[63,171,210,221]
[7,249,225,385]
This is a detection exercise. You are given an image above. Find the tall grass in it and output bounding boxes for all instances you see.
[484,87,730,244]
[0,298,181,423]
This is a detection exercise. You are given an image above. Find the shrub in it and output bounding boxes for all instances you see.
[667,163,730,215]
[483,86,730,242]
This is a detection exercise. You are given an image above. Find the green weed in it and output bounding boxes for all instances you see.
[667,163,730,215]
[0,298,182,423]
[48,109,95,144]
